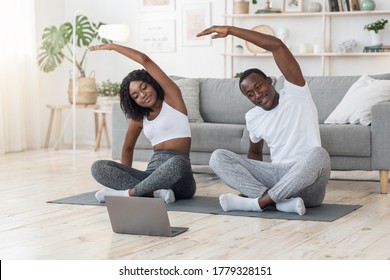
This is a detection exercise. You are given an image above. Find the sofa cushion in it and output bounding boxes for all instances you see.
[190,122,246,154]
[275,76,361,123]
[324,75,390,125]
[134,131,153,149]
[198,78,254,124]
[320,124,371,156]
[275,73,390,123]
[253,124,371,157]
[174,78,204,123]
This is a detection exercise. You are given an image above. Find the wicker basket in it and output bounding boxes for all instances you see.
[68,77,98,105]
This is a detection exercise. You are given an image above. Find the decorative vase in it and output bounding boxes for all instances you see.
[97,96,120,110]
[233,1,249,14]
[308,2,322,12]
[234,45,244,54]
[370,30,383,46]
[361,0,376,11]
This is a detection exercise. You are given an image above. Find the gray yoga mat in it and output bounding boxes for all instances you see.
[47,191,361,222]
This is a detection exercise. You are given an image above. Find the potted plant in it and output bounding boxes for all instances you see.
[234,44,244,54]
[364,18,388,46]
[37,15,111,104]
[97,79,120,110]
[364,18,388,34]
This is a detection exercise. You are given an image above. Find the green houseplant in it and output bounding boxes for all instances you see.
[97,80,120,97]
[97,79,120,110]
[37,15,111,104]
[364,18,388,46]
[37,15,110,76]
[364,18,388,34]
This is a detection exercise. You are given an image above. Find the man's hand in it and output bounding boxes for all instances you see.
[197,25,230,39]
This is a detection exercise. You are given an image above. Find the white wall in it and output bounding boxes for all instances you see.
[35,0,390,148]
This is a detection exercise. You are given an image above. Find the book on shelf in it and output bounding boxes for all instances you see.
[328,0,339,11]
[363,45,390,53]
[328,0,360,12]
[349,0,360,11]
[338,0,344,11]
[344,0,350,11]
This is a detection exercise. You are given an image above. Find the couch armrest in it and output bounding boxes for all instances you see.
[371,102,390,170]
[111,102,129,161]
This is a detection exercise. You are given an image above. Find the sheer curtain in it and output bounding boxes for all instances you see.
[0,0,41,154]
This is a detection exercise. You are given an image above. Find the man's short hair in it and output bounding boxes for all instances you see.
[239,68,267,93]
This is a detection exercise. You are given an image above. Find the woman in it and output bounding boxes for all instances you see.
[90,44,196,203]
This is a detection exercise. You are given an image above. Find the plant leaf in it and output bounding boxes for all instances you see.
[93,22,113,44]
[75,15,95,47]
[41,25,68,54]
[38,25,69,72]
[37,47,65,73]
[36,14,113,74]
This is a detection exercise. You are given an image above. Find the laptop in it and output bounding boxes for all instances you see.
[105,196,189,237]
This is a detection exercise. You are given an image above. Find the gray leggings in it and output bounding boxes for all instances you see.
[91,150,196,199]
[209,146,331,207]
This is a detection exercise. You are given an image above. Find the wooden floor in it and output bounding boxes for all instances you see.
[0,148,389,260]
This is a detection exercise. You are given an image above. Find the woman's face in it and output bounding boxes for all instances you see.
[128,80,158,108]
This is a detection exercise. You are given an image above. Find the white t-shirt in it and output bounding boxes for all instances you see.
[245,79,321,164]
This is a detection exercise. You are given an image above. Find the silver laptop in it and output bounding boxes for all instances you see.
[105,196,188,237]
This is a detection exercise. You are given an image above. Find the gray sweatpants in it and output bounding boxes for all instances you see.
[209,146,331,207]
[91,150,196,199]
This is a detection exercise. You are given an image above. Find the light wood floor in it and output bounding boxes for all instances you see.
[0,148,389,260]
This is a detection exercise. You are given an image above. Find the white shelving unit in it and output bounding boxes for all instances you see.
[223,0,390,77]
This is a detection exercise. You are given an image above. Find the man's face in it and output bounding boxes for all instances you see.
[240,73,278,111]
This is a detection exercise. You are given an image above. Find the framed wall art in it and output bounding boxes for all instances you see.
[182,2,211,46]
[139,20,176,52]
[284,0,303,13]
[140,0,175,12]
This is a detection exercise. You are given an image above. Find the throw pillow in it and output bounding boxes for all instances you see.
[324,74,390,125]
[175,78,204,123]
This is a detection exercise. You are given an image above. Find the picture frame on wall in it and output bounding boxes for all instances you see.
[140,0,175,12]
[139,20,176,53]
[284,0,303,12]
[182,2,211,46]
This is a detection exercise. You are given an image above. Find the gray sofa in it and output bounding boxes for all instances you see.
[112,74,390,194]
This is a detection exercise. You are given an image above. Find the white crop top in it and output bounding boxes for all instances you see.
[143,101,191,146]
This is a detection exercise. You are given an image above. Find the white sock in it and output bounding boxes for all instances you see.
[219,193,262,212]
[153,189,176,204]
[276,197,306,215]
[95,188,129,203]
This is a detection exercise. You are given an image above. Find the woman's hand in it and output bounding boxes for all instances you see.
[89,44,114,51]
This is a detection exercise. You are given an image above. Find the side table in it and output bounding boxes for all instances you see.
[94,109,112,151]
[44,104,100,150]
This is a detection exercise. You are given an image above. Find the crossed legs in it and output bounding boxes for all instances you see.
[91,151,196,203]
[209,147,331,215]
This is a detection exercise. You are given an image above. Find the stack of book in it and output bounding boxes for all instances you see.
[255,8,281,14]
[363,45,390,53]
[328,0,360,12]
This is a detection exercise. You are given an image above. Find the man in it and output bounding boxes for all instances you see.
[197,25,330,215]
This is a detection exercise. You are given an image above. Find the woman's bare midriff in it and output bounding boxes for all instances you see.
[153,137,191,156]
